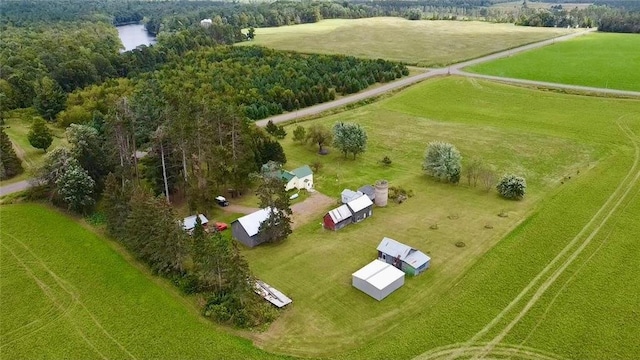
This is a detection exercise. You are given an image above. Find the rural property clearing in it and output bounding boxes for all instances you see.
[467,32,640,92]
[240,18,574,67]
[239,77,640,359]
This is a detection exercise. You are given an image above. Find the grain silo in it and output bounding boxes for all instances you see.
[374,180,389,207]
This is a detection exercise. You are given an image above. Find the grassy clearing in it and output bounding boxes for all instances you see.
[0,204,284,360]
[467,32,640,92]
[238,77,640,358]
[239,18,573,67]
[1,108,66,185]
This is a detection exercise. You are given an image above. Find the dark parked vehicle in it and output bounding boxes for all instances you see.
[215,196,229,207]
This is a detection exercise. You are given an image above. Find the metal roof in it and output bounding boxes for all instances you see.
[291,164,313,178]
[182,214,209,231]
[328,204,352,223]
[254,280,292,308]
[358,185,375,197]
[347,194,373,213]
[377,237,430,269]
[281,171,295,181]
[352,259,405,291]
[235,207,272,237]
[341,189,363,203]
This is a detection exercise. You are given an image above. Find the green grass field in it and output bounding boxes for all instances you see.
[240,18,573,67]
[238,77,640,358]
[467,32,640,92]
[0,204,284,360]
[1,109,66,185]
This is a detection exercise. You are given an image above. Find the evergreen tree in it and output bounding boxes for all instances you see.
[28,118,53,152]
[255,175,292,244]
[0,127,23,180]
[292,125,306,143]
[102,172,132,240]
[33,76,66,121]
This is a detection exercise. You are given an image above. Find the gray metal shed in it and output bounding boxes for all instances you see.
[346,195,373,223]
[352,259,405,301]
[231,207,272,248]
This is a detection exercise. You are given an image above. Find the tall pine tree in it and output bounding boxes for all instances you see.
[0,127,23,180]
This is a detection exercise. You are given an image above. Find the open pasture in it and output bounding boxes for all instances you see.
[240,18,573,67]
[0,204,281,360]
[240,77,640,358]
[467,32,640,92]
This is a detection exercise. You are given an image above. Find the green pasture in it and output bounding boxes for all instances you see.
[1,109,66,185]
[0,204,283,360]
[240,18,573,67]
[239,77,640,358]
[467,32,640,92]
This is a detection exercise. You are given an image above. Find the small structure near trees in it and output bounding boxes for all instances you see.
[341,189,363,204]
[231,207,273,248]
[346,194,373,223]
[182,214,209,232]
[377,237,430,276]
[282,165,314,191]
[254,280,292,308]
[352,259,405,301]
[323,204,353,231]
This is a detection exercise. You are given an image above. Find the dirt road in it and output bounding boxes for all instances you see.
[0,180,30,197]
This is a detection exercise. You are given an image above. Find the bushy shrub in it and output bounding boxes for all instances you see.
[423,141,462,184]
[497,174,526,200]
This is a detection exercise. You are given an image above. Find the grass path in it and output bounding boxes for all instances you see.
[412,121,640,359]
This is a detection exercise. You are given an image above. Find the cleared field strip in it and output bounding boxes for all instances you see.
[413,121,640,359]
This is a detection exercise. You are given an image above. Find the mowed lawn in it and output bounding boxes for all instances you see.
[240,77,640,358]
[0,204,284,360]
[239,18,573,66]
[467,32,640,91]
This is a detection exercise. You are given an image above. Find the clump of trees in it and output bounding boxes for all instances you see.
[306,124,333,154]
[423,141,462,184]
[265,120,287,139]
[497,174,526,200]
[0,127,23,180]
[28,118,53,152]
[332,122,368,159]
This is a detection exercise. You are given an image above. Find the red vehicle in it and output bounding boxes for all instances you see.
[214,222,228,231]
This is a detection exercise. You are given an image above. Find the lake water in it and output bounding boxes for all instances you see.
[116,24,157,52]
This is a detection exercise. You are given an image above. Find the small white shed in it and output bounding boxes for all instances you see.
[352,259,405,301]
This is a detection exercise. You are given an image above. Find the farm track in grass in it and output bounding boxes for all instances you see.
[413,121,640,360]
[1,231,137,360]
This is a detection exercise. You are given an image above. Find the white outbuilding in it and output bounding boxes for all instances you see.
[352,259,405,301]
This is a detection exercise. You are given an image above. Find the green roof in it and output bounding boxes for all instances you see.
[291,165,313,178]
[281,170,295,181]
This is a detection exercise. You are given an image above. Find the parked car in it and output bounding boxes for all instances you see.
[214,222,228,231]
[215,196,229,207]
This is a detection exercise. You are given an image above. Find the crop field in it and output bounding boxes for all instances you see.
[0,204,282,360]
[466,32,640,92]
[239,18,573,67]
[239,77,640,358]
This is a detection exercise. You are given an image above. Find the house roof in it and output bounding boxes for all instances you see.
[281,171,295,182]
[182,214,209,231]
[327,204,352,223]
[352,259,405,290]
[235,207,272,237]
[291,165,312,178]
[377,237,430,269]
[347,194,373,212]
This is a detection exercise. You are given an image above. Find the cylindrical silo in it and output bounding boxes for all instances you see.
[374,180,389,207]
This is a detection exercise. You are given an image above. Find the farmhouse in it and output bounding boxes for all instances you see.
[377,237,431,276]
[231,208,272,248]
[282,165,314,191]
[323,204,353,231]
[347,195,374,223]
[352,259,405,301]
[182,214,208,232]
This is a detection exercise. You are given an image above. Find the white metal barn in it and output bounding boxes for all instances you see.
[352,259,405,301]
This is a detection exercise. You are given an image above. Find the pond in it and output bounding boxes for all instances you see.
[116,24,157,52]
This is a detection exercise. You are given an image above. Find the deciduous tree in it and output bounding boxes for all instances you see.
[306,124,332,154]
[332,122,367,159]
[497,174,526,200]
[55,159,95,214]
[423,141,462,184]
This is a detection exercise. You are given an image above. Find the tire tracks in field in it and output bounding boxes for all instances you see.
[414,120,640,360]
[1,231,137,360]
